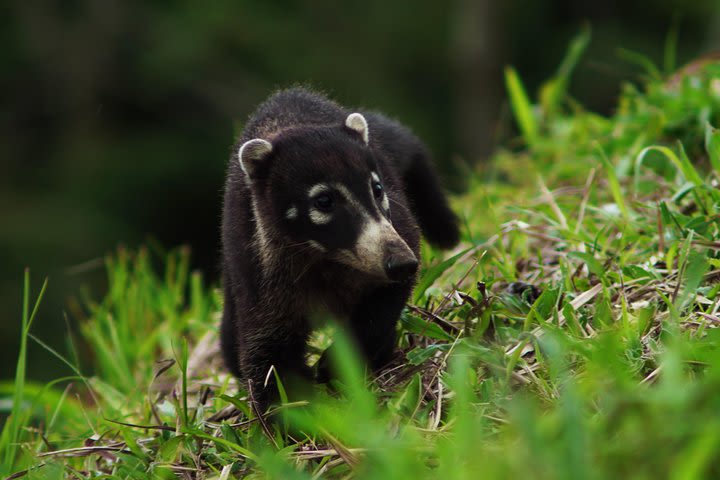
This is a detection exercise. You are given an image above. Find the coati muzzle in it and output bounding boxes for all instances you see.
[333,216,418,282]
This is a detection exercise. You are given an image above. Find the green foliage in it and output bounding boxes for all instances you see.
[4,47,720,479]
[505,66,538,147]
[0,271,47,477]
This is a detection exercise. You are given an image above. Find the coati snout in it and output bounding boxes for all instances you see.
[221,87,460,411]
[333,215,418,283]
[384,245,419,282]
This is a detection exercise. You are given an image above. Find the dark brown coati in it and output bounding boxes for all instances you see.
[221,87,459,410]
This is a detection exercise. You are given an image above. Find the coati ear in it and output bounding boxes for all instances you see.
[345,113,369,145]
[238,139,273,179]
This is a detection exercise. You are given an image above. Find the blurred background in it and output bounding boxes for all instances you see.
[2,0,719,381]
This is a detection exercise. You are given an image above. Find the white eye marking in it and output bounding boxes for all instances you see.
[369,172,390,214]
[309,209,333,225]
[308,183,334,224]
[308,183,331,198]
[286,206,298,220]
[333,184,364,212]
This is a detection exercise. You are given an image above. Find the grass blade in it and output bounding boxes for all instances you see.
[596,143,630,221]
[414,247,471,302]
[617,48,661,79]
[705,122,720,174]
[663,15,679,75]
[540,26,590,116]
[505,66,539,147]
[1,271,48,474]
[636,144,704,188]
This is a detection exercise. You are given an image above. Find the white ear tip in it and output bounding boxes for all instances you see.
[239,138,272,161]
[345,113,369,144]
[238,138,273,176]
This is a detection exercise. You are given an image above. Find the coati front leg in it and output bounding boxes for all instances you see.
[349,282,413,369]
[240,316,312,412]
[220,286,242,379]
[317,282,412,382]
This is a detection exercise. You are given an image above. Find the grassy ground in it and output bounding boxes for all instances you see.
[4,35,720,479]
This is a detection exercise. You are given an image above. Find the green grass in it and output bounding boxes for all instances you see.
[4,39,720,479]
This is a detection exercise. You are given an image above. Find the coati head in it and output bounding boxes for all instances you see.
[237,113,418,283]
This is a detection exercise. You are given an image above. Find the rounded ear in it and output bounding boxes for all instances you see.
[238,139,273,179]
[345,113,369,145]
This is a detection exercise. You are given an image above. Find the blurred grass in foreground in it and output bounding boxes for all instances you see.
[3,35,720,478]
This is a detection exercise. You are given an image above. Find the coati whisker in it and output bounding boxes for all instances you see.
[388,196,406,208]
[272,239,319,253]
[284,241,319,263]
[292,255,317,284]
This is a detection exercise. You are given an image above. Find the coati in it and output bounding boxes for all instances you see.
[221,87,459,410]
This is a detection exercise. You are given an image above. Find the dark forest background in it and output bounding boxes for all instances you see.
[2,0,719,381]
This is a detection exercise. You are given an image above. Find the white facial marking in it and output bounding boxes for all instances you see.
[333,183,364,212]
[334,216,414,277]
[334,248,360,267]
[356,218,394,263]
[250,199,273,268]
[309,209,332,225]
[315,179,410,277]
[308,183,330,198]
[307,184,334,224]
[286,206,298,220]
[308,240,327,252]
[369,172,390,213]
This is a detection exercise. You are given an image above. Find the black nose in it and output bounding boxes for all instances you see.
[384,254,419,282]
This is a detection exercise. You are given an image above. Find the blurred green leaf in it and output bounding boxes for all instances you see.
[505,66,539,147]
[540,26,591,117]
[705,122,720,174]
[401,314,455,341]
[406,344,452,366]
[414,248,471,303]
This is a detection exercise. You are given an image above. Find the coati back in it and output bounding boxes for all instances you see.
[221,88,459,410]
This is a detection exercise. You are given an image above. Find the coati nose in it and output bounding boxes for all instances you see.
[384,254,419,282]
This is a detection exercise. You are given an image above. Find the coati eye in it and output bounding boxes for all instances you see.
[372,181,383,199]
[314,193,334,212]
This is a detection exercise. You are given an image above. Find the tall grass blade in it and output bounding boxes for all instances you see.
[705,122,720,174]
[664,15,679,75]
[326,329,375,419]
[636,144,704,188]
[414,247,471,302]
[596,144,630,221]
[1,271,47,475]
[675,250,709,313]
[540,26,590,116]
[505,66,539,147]
[617,48,661,79]
[636,143,714,208]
